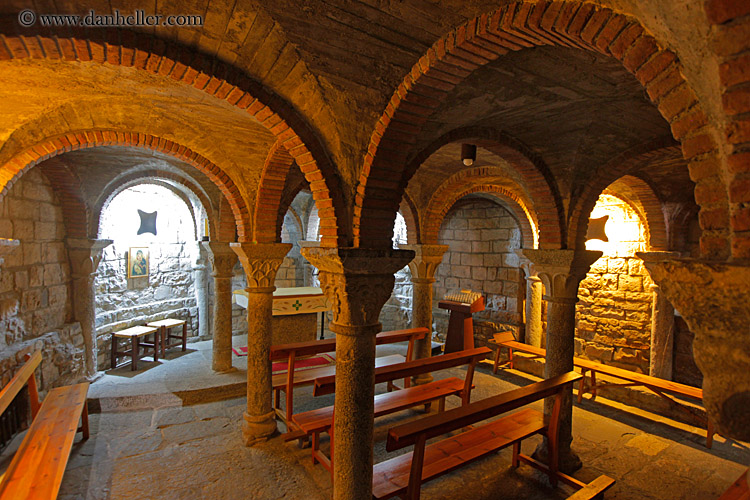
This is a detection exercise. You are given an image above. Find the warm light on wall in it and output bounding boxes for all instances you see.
[585,194,645,257]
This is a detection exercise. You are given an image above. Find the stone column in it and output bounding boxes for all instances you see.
[192,243,210,340]
[202,242,237,372]
[301,246,415,500]
[637,252,678,380]
[638,254,750,443]
[231,243,291,446]
[518,252,544,347]
[521,248,601,472]
[66,238,113,379]
[400,244,447,384]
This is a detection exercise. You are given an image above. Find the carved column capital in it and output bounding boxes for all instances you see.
[202,241,238,278]
[66,238,113,278]
[230,242,291,290]
[301,247,415,335]
[400,244,448,283]
[515,249,537,279]
[637,255,750,442]
[521,249,602,301]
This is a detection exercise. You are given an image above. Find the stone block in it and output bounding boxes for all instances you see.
[0,219,12,236]
[460,253,483,266]
[444,277,459,289]
[28,265,43,287]
[449,218,467,230]
[452,265,471,278]
[504,281,519,295]
[506,297,518,311]
[44,242,67,262]
[483,254,504,267]
[493,241,512,253]
[471,267,487,280]
[23,244,42,266]
[34,221,57,241]
[468,218,493,230]
[480,229,509,241]
[44,263,65,285]
[22,289,43,310]
[584,344,614,361]
[589,258,607,274]
[471,241,490,253]
[502,253,520,267]
[628,258,646,276]
[459,278,481,290]
[484,281,503,294]
[48,285,68,307]
[454,230,472,240]
[486,268,497,281]
[440,230,454,240]
[619,275,643,292]
[38,203,58,222]
[580,274,601,290]
[608,258,628,274]
[450,240,471,253]
[8,199,39,220]
[13,220,35,240]
[23,180,54,202]
[602,274,618,289]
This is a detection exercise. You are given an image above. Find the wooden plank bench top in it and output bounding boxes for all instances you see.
[567,475,616,500]
[272,354,405,390]
[147,318,186,328]
[0,352,89,500]
[374,371,585,500]
[113,325,158,337]
[719,468,749,500]
[492,337,714,447]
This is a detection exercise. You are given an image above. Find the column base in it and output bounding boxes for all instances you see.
[212,365,237,374]
[85,371,104,383]
[532,439,582,474]
[242,410,277,446]
[413,373,434,385]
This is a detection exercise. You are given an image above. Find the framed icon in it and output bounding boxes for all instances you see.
[128,247,149,278]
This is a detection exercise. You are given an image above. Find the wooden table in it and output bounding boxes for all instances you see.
[111,325,159,371]
[147,318,187,357]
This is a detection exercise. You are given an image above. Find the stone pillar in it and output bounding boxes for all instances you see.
[202,242,237,373]
[301,246,414,500]
[400,244,447,384]
[638,254,750,443]
[66,238,113,379]
[192,243,210,340]
[637,252,678,380]
[231,243,291,446]
[521,249,601,472]
[518,253,544,348]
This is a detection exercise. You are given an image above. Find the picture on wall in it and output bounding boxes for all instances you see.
[128,247,150,278]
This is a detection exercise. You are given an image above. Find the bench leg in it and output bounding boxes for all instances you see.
[590,371,598,401]
[131,337,138,371]
[438,397,445,413]
[182,322,187,351]
[111,334,117,369]
[512,441,520,468]
[493,347,501,374]
[81,403,90,440]
[707,420,715,449]
[578,369,587,403]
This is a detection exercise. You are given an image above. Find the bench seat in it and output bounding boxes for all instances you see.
[294,376,466,471]
[567,475,616,500]
[272,353,405,391]
[0,382,89,500]
[372,407,543,499]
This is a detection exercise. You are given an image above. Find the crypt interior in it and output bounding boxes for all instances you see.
[0,0,749,499]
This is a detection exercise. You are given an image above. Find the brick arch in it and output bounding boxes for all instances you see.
[356,1,721,257]
[704,1,750,258]
[0,33,347,247]
[568,139,679,249]
[400,126,563,248]
[256,141,297,243]
[399,192,420,245]
[36,160,89,239]
[424,178,537,249]
[92,169,217,241]
[277,181,311,240]
[610,175,669,251]
[0,131,251,241]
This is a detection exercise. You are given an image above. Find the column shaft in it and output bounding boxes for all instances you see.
[649,284,674,379]
[526,276,544,348]
[203,242,237,373]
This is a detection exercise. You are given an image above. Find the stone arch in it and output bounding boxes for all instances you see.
[399,192,420,245]
[256,141,297,243]
[569,140,678,249]
[610,175,669,251]
[0,131,251,240]
[35,159,89,239]
[92,169,216,241]
[0,33,347,247]
[402,127,562,247]
[425,182,537,249]
[356,1,721,256]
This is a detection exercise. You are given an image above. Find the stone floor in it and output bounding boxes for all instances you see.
[3,337,748,499]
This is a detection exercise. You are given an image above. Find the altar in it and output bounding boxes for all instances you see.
[232,287,331,344]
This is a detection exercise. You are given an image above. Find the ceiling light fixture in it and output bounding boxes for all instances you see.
[461,144,476,166]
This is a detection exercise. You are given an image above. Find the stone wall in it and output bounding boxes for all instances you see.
[95,185,199,369]
[433,199,524,349]
[576,194,652,373]
[0,168,85,389]
[380,212,412,332]
[673,316,702,387]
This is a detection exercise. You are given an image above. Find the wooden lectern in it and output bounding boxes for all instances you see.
[438,290,485,354]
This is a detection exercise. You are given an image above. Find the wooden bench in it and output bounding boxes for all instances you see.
[567,475,616,500]
[372,371,584,500]
[271,327,428,437]
[719,468,749,500]
[111,325,160,370]
[0,351,90,499]
[294,346,491,474]
[492,334,716,448]
[147,318,187,357]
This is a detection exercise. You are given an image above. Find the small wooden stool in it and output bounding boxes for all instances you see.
[147,318,187,357]
[111,325,160,371]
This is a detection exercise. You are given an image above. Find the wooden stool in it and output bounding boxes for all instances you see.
[111,325,160,371]
[147,318,187,357]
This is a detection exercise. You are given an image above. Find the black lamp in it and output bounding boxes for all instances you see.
[461,144,476,166]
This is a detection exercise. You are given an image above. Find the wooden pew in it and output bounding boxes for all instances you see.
[372,371,583,500]
[492,335,716,448]
[294,346,492,474]
[0,351,90,500]
[271,327,428,437]
[719,468,749,500]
